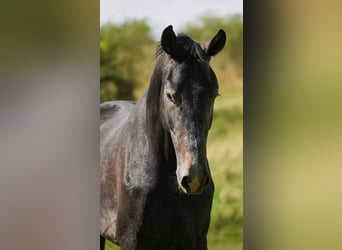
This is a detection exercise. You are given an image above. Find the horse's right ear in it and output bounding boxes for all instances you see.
[203,29,226,57]
[161,25,177,56]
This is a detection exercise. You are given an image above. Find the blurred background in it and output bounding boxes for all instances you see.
[3,1,342,250]
[100,0,243,249]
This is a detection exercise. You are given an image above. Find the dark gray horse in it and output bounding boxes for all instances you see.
[100,25,226,250]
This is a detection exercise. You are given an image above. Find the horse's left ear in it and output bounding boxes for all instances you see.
[161,25,177,56]
[202,29,226,57]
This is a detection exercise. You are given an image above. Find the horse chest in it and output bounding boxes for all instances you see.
[135,185,213,248]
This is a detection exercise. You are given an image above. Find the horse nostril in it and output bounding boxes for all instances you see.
[181,176,191,193]
[203,175,209,186]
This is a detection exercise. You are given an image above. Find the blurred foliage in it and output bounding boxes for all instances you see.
[100,20,154,101]
[185,14,243,70]
[100,15,242,102]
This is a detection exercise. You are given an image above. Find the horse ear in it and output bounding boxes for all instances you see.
[161,25,177,56]
[203,29,226,57]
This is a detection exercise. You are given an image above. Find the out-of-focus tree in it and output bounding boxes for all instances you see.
[186,14,243,70]
[100,20,153,102]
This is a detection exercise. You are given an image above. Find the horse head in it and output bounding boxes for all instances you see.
[159,25,226,194]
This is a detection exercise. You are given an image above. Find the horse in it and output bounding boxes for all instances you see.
[100,25,226,250]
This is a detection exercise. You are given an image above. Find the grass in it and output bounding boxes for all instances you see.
[207,63,243,249]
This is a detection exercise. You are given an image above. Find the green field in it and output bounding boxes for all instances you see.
[207,65,243,249]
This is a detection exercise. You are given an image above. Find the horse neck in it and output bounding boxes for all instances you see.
[145,56,164,136]
[144,56,171,157]
[136,55,177,176]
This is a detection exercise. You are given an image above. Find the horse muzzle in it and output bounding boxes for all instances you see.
[178,170,209,195]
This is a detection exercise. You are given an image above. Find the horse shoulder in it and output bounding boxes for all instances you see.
[100,101,137,242]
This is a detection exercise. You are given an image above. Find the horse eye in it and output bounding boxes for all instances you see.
[166,92,175,103]
[166,91,182,105]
